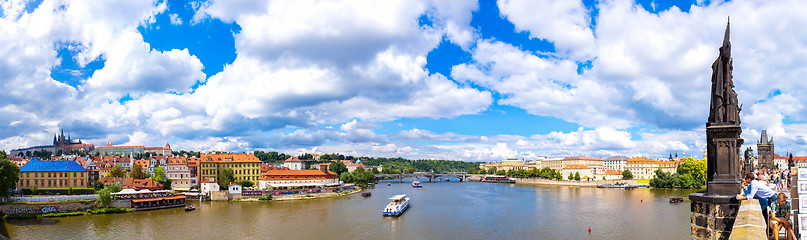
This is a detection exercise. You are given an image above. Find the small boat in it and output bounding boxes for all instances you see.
[412,181,422,188]
[597,182,638,189]
[184,204,196,211]
[362,192,372,197]
[669,197,685,203]
[387,183,391,186]
[382,194,410,217]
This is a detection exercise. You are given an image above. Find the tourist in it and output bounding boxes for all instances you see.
[737,172,776,223]
[771,193,796,240]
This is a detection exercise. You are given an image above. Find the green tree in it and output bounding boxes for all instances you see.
[97,185,122,207]
[487,167,497,175]
[650,169,676,188]
[568,174,574,180]
[339,171,354,183]
[622,170,633,180]
[0,151,19,198]
[371,168,379,174]
[235,180,254,188]
[129,164,148,179]
[153,166,167,182]
[676,158,706,187]
[554,171,563,180]
[495,170,507,176]
[329,161,348,175]
[574,172,581,181]
[217,168,235,190]
[108,165,126,178]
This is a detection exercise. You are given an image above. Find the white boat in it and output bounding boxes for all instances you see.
[382,194,410,217]
[412,180,422,188]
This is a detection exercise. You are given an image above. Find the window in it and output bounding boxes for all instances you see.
[26,179,29,186]
[73,179,76,186]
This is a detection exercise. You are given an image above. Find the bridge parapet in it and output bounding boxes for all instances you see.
[728,200,766,240]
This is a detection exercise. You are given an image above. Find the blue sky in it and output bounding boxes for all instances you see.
[2,0,807,161]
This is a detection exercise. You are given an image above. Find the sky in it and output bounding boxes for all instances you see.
[1,0,806,161]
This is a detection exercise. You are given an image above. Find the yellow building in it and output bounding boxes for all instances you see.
[625,157,660,179]
[199,153,262,185]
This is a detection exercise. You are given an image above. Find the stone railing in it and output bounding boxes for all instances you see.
[728,200,767,240]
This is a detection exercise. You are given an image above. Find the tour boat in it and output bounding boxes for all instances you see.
[480,175,516,183]
[362,192,372,197]
[412,180,422,188]
[184,204,196,211]
[382,194,410,217]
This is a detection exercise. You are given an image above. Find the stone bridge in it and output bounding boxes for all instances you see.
[375,172,469,182]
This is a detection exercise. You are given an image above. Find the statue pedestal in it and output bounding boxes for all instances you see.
[689,192,740,240]
[705,124,743,195]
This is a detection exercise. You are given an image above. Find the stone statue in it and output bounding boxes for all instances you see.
[708,19,741,125]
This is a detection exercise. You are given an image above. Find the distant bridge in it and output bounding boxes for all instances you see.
[375,172,470,182]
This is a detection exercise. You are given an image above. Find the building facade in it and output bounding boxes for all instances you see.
[166,157,192,191]
[258,169,340,190]
[282,157,304,170]
[199,153,262,185]
[17,158,89,189]
[604,156,630,170]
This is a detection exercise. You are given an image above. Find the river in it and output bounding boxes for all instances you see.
[4,180,699,239]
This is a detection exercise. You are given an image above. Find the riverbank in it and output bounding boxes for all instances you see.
[2,207,132,219]
[235,186,363,202]
[512,178,639,187]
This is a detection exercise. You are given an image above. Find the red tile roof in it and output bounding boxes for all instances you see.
[99,177,163,190]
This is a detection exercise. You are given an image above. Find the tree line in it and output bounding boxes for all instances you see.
[649,158,706,188]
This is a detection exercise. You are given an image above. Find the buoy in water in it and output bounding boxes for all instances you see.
[641,199,643,202]
[588,227,591,232]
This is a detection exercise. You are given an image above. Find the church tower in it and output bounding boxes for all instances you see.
[757,129,774,169]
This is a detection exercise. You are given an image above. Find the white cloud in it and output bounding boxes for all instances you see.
[169,13,182,25]
[498,0,595,59]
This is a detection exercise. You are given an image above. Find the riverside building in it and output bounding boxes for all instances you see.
[17,158,89,189]
[199,153,262,185]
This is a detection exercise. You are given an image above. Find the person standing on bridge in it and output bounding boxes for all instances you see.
[736,172,776,224]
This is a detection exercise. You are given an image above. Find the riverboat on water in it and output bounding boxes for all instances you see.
[596,182,638,189]
[382,194,410,217]
[412,180,423,188]
[480,175,516,183]
[669,197,685,203]
[362,192,372,197]
[185,204,196,211]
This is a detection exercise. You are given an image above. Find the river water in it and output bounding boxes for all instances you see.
[4,180,699,239]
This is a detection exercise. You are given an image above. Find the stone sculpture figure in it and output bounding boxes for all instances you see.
[709,20,741,125]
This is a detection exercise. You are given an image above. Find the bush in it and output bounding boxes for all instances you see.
[258,195,272,201]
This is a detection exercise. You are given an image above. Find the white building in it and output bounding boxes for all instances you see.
[228,184,242,194]
[604,156,630,171]
[595,169,623,181]
[561,165,594,180]
[282,157,304,170]
[200,177,220,195]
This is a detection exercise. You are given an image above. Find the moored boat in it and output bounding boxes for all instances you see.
[362,192,372,197]
[596,182,638,189]
[412,180,422,188]
[480,175,516,183]
[382,194,410,217]
[669,197,684,203]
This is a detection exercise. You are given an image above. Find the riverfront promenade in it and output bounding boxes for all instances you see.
[465,174,639,187]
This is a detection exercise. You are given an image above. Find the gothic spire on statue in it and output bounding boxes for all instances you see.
[704,19,743,195]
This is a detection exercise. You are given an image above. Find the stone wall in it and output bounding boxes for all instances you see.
[110,199,132,208]
[0,201,97,215]
[690,192,740,240]
[210,191,230,201]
